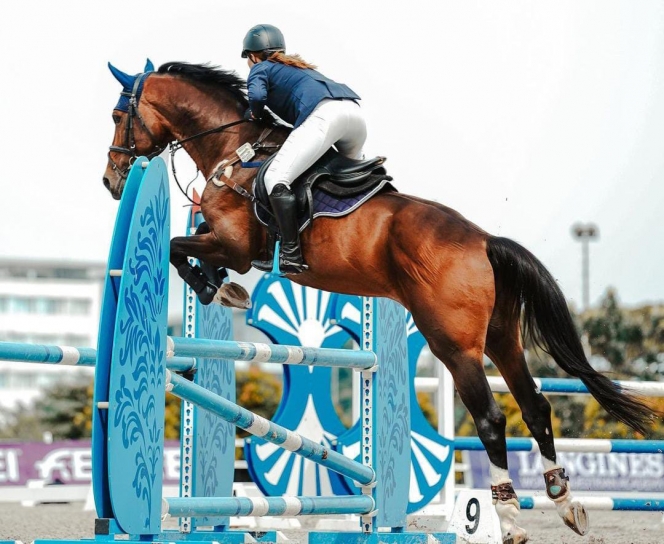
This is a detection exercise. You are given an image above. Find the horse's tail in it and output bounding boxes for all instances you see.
[486,235,655,436]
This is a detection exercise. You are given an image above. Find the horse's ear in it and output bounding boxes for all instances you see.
[108,62,134,89]
[145,58,155,72]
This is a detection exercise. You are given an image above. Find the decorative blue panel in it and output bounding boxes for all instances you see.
[107,158,170,534]
[92,156,149,520]
[371,297,410,527]
[245,274,354,496]
[332,297,453,514]
[183,211,236,530]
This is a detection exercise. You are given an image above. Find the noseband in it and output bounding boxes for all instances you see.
[108,73,164,180]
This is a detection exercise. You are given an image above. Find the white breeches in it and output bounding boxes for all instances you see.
[264,98,367,194]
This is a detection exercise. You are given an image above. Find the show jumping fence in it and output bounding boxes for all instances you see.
[0,156,455,544]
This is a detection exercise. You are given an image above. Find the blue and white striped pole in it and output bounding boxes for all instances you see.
[165,370,376,485]
[487,376,664,397]
[163,495,375,518]
[454,437,664,454]
[167,336,377,370]
[0,341,196,372]
[519,496,664,511]
[0,341,97,366]
[415,375,664,397]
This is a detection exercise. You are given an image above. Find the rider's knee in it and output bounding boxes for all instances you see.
[265,173,292,195]
[270,183,291,197]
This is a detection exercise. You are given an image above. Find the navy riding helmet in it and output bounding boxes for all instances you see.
[241,24,285,58]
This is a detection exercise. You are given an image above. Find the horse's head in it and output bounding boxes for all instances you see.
[103,59,165,199]
[103,60,278,203]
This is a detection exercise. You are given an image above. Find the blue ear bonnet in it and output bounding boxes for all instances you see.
[113,74,149,112]
[108,59,155,112]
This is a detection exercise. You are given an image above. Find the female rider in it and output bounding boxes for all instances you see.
[242,24,366,274]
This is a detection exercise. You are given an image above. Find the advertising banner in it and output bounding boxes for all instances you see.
[467,450,664,492]
[0,440,181,486]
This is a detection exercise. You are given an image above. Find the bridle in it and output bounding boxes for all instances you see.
[107,74,164,181]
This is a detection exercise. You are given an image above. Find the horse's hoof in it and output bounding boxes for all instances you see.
[502,528,529,544]
[213,282,252,309]
[561,500,589,536]
[197,283,217,306]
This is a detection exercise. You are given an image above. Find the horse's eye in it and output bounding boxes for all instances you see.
[112,115,121,125]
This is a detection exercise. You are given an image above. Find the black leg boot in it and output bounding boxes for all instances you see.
[176,262,218,305]
[252,184,308,274]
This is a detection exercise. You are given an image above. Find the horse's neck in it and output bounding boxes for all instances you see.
[179,118,287,189]
[201,121,289,261]
[151,76,289,183]
[200,120,289,189]
[151,84,238,177]
[179,119,244,179]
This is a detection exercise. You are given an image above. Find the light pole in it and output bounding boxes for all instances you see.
[571,223,599,311]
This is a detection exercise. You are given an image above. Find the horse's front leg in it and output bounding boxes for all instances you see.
[170,228,251,309]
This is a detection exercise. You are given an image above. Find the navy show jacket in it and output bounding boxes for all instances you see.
[247,61,360,128]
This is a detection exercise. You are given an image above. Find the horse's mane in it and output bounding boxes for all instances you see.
[158,62,248,107]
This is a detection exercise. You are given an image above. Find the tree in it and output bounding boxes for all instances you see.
[0,380,93,440]
[583,288,644,371]
[582,396,664,439]
[33,381,92,439]
[0,403,45,440]
[456,384,563,439]
[0,364,285,441]
[235,365,282,434]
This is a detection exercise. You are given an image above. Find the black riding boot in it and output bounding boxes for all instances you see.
[252,184,308,274]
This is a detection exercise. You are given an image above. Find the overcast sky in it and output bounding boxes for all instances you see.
[0,1,662,310]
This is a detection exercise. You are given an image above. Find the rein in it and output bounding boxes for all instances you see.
[169,124,280,209]
[169,119,248,153]
[167,119,250,205]
[107,75,164,179]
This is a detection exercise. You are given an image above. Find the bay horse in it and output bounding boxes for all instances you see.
[103,60,655,544]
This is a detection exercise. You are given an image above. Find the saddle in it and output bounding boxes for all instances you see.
[253,149,394,234]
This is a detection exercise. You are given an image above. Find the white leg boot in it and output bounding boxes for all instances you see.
[492,480,529,544]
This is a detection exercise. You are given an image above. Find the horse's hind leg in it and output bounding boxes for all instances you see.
[412,304,528,544]
[485,316,589,536]
[431,343,528,543]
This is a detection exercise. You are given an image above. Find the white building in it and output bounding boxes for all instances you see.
[0,259,105,412]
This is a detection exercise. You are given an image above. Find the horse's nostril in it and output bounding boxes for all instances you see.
[103,178,110,190]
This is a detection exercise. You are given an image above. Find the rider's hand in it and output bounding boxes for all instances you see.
[243,108,255,121]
